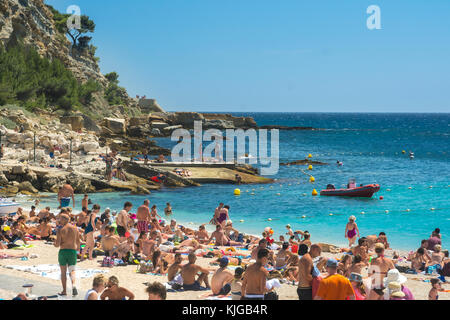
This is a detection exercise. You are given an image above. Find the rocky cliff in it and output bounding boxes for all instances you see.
[0,0,108,86]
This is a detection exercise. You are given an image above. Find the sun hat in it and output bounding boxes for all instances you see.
[375,243,385,250]
[391,291,405,298]
[326,259,338,268]
[349,273,363,283]
[286,224,291,228]
[349,215,356,221]
[383,269,407,287]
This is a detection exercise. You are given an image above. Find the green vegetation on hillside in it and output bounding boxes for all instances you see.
[0,43,101,112]
[104,72,128,105]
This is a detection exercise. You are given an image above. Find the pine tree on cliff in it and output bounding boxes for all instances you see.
[46,5,95,52]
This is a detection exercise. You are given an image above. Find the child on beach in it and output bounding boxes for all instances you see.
[345,216,359,247]
[429,278,442,300]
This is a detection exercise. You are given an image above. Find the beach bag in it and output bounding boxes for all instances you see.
[102,256,114,268]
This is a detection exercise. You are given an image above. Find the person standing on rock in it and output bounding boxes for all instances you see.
[104,155,114,181]
[58,181,75,209]
[54,213,80,297]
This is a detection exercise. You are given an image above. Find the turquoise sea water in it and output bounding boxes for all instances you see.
[31,113,450,251]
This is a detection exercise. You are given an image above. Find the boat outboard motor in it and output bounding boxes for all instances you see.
[326,184,335,190]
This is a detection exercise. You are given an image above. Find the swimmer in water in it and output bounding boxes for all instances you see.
[337,160,343,166]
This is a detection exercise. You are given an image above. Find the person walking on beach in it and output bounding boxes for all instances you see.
[314,259,356,300]
[101,276,135,300]
[297,244,322,300]
[117,202,133,239]
[241,248,269,300]
[54,214,80,297]
[58,180,75,209]
[137,200,151,234]
[345,216,359,247]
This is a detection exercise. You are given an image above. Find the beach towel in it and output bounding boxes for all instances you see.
[3,264,109,280]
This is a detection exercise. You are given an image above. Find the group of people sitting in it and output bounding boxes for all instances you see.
[173,168,192,177]
[1,196,447,300]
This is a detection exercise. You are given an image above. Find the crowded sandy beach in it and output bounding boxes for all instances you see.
[0,189,448,300]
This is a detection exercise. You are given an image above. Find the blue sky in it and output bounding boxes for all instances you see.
[46,0,450,113]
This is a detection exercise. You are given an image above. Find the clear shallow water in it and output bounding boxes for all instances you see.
[26,113,450,251]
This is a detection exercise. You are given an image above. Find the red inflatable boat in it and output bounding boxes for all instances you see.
[320,180,380,198]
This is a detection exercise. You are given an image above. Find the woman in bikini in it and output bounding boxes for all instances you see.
[345,215,360,247]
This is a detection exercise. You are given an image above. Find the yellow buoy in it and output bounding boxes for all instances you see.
[312,189,318,196]
[308,154,312,158]
[309,176,315,183]
[234,188,241,196]
[402,150,406,154]
[308,165,313,170]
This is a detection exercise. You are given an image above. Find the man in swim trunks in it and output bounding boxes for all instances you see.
[194,225,209,244]
[181,252,211,290]
[100,276,135,300]
[54,214,80,297]
[367,243,395,300]
[208,224,241,247]
[136,200,151,234]
[117,201,133,239]
[297,244,322,300]
[58,181,75,209]
[241,248,269,300]
[211,257,234,295]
